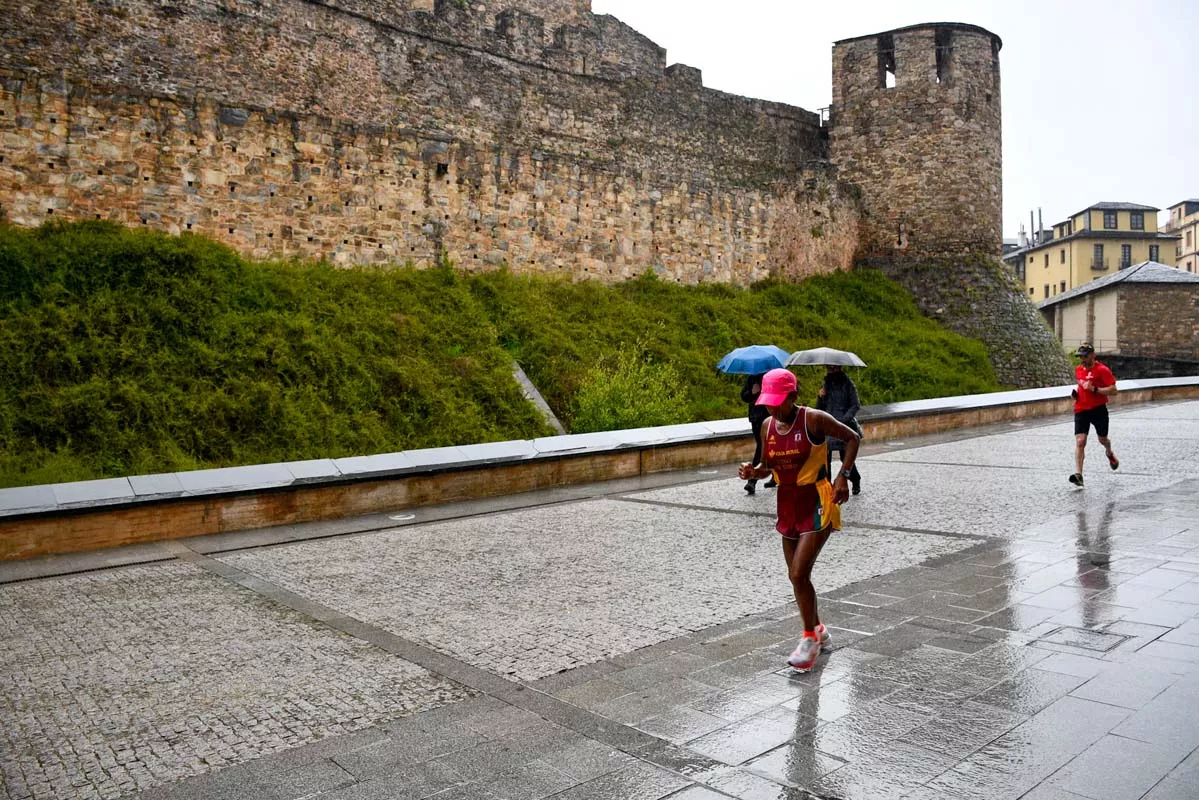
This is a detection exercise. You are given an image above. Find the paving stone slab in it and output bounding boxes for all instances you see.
[1046,733,1194,800]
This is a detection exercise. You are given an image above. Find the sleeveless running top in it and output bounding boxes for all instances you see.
[763,407,841,537]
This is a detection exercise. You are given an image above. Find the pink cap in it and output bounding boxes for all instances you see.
[756,368,797,406]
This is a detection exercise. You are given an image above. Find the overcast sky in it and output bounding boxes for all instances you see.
[591,0,1198,237]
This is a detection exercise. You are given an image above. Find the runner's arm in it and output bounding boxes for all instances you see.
[808,409,861,474]
[1097,366,1118,395]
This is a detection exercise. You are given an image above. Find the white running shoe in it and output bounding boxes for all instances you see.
[787,635,822,671]
[816,623,832,650]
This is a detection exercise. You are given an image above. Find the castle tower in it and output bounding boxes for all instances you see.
[830,23,1002,263]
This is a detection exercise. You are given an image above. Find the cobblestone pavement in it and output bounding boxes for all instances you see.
[220,500,968,681]
[0,562,474,800]
[1,401,1198,800]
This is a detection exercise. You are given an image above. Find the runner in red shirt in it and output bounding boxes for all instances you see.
[1070,343,1119,487]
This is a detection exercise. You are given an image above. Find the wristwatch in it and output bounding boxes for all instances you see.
[839,468,853,479]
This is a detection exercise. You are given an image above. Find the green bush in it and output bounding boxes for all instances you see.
[570,342,686,433]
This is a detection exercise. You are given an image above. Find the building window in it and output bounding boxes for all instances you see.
[1060,249,1065,263]
[1130,212,1144,230]
[934,28,953,84]
[878,34,896,89]
[1120,244,1132,268]
[1060,280,1066,293]
[1029,287,1035,295]
[1044,253,1049,267]
[1044,284,1050,298]
[1092,243,1105,270]
[1103,211,1118,229]
[1188,230,1193,248]
[1150,245,1159,262]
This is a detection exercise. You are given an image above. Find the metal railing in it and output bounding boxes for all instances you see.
[1090,259,1108,271]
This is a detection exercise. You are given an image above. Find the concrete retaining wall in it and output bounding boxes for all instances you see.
[2,378,1196,561]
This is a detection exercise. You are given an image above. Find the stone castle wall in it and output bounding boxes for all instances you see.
[1118,286,1199,360]
[830,24,1002,262]
[0,3,1071,385]
[0,0,859,283]
[358,0,593,36]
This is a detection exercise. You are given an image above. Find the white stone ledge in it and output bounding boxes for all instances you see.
[1,377,1195,520]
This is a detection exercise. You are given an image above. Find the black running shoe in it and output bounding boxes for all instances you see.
[1068,473,1084,486]
[744,480,756,495]
[763,477,777,489]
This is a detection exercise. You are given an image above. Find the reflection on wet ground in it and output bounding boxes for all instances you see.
[3,402,1199,800]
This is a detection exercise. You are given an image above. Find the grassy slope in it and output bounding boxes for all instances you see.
[0,222,551,485]
[470,268,1001,427]
[0,222,1002,487]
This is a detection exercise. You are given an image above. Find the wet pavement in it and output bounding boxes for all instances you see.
[3,401,1199,800]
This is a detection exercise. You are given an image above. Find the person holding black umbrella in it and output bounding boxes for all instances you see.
[816,365,863,495]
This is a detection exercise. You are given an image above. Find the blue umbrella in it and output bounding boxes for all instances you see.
[716,345,792,375]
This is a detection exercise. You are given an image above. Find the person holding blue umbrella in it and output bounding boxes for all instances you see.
[717,345,791,495]
[740,373,775,495]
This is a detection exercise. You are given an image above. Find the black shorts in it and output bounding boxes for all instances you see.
[1074,406,1110,437]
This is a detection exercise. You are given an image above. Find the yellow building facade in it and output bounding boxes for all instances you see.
[1014,203,1179,301]
[1162,199,1199,274]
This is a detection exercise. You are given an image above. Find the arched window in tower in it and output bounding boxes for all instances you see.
[877,34,896,89]
[935,28,953,84]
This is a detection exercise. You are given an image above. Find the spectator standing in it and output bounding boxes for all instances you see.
[816,365,863,495]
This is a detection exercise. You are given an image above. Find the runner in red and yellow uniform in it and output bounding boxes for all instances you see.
[738,368,861,672]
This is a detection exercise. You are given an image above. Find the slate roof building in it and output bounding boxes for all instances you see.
[1037,261,1199,359]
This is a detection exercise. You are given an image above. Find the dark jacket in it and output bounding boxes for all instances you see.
[741,374,770,424]
[816,372,863,449]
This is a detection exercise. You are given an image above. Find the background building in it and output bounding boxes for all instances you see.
[1038,261,1199,362]
[1007,202,1179,300]
[1162,199,1199,274]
